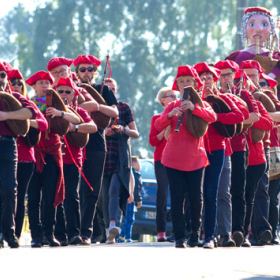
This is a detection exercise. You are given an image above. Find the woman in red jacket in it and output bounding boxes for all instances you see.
[26,71,80,248]
[155,65,216,248]
[149,87,177,242]
[7,70,49,239]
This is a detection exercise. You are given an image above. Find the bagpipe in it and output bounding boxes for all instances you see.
[206,93,236,138]
[0,83,30,136]
[78,83,111,129]
[241,71,276,143]
[174,86,208,138]
[65,106,89,148]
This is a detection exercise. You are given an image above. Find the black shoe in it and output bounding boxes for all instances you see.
[81,236,91,245]
[218,235,236,247]
[242,237,251,247]
[91,235,100,244]
[187,232,199,247]
[175,238,186,248]
[4,234,20,248]
[232,231,244,247]
[42,235,50,246]
[259,230,272,245]
[270,236,280,245]
[43,235,60,247]
[166,233,175,243]
[69,236,83,245]
[59,239,68,246]
[0,233,4,249]
[31,238,42,248]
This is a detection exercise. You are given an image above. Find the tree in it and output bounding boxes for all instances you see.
[1,0,279,157]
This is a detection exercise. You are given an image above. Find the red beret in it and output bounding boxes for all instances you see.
[73,55,101,67]
[25,71,54,86]
[193,62,221,82]
[172,65,203,91]
[260,73,278,88]
[47,57,73,71]
[244,7,272,17]
[55,77,79,96]
[8,69,24,80]
[0,62,7,72]
[214,60,239,72]
[240,60,264,73]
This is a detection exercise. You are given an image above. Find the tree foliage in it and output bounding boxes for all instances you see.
[1,0,279,157]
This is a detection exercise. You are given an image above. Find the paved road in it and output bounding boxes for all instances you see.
[1,239,280,280]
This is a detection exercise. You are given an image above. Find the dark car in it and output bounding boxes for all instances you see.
[132,159,172,240]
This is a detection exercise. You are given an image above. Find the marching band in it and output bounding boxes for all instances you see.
[1,6,280,250]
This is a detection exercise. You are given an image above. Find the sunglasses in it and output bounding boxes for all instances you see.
[164,95,176,99]
[78,67,95,73]
[259,82,269,87]
[11,81,23,86]
[0,72,7,79]
[57,90,72,95]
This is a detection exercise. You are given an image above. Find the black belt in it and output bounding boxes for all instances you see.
[0,136,16,142]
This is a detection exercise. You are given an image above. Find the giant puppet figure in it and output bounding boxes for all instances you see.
[227,7,280,96]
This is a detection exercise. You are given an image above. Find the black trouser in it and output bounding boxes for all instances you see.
[155,161,169,233]
[54,164,82,241]
[165,166,204,241]
[268,178,280,238]
[54,203,67,241]
[231,151,246,234]
[28,154,59,239]
[80,151,106,238]
[0,138,18,238]
[15,162,34,238]
[244,163,266,236]
[251,149,271,238]
[63,164,81,239]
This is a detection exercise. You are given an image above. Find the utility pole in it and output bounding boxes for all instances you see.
[236,0,248,50]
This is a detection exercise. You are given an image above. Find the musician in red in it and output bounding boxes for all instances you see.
[9,69,28,98]
[155,65,217,248]
[55,77,97,245]
[0,62,37,248]
[149,87,177,242]
[73,55,118,245]
[194,62,245,249]
[257,74,280,244]
[25,71,80,248]
[6,69,48,240]
[214,59,259,246]
[241,60,278,245]
[214,60,250,247]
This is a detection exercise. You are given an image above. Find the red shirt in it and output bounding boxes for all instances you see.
[204,93,244,152]
[63,107,92,166]
[17,109,48,162]
[155,100,216,171]
[149,114,167,162]
[247,102,273,166]
[270,127,280,148]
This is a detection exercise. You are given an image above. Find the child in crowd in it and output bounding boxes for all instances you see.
[119,156,142,242]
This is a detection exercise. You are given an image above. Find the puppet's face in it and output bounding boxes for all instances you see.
[246,14,271,45]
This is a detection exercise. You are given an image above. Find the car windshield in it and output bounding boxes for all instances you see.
[140,160,156,180]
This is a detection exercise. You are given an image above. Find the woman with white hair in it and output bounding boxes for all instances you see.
[149,87,177,242]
